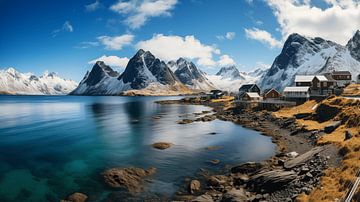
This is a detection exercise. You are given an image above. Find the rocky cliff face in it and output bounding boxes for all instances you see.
[346,30,360,62]
[260,31,360,91]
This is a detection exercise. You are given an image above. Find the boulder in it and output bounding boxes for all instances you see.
[102,167,156,193]
[189,180,201,194]
[221,188,247,202]
[230,162,263,174]
[294,112,312,119]
[284,147,324,169]
[152,142,173,150]
[344,130,353,140]
[177,119,194,124]
[192,194,214,202]
[207,175,229,187]
[324,121,342,133]
[249,169,297,191]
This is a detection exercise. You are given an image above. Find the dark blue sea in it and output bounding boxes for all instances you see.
[0,95,276,201]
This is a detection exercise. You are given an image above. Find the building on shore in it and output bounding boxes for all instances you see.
[238,84,261,94]
[283,86,311,102]
[262,88,281,100]
[208,89,225,99]
[237,92,261,101]
[330,71,352,87]
[294,75,335,96]
[357,74,360,84]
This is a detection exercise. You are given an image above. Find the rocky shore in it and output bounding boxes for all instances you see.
[156,96,340,202]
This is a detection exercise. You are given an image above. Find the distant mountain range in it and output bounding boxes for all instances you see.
[2,30,359,95]
[260,30,360,91]
[71,49,262,95]
[0,68,77,95]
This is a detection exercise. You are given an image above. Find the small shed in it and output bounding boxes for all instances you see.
[263,88,281,100]
[357,74,360,84]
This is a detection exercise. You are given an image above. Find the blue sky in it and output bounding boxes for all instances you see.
[1,0,359,82]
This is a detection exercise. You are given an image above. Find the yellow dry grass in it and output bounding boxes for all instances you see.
[211,96,235,110]
[273,100,318,118]
[342,84,360,96]
[291,96,360,202]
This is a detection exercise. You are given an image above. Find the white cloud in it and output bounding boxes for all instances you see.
[218,55,236,66]
[97,34,134,50]
[216,32,236,40]
[245,28,282,48]
[85,0,101,12]
[264,0,360,45]
[52,21,73,37]
[75,41,99,49]
[110,0,178,29]
[136,34,220,67]
[89,55,129,68]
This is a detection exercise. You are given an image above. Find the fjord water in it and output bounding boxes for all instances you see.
[0,95,275,201]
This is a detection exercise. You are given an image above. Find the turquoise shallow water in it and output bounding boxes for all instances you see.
[0,95,276,201]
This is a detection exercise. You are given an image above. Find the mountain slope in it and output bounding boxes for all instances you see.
[0,68,77,95]
[260,32,360,91]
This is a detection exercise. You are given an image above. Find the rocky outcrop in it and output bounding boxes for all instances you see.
[346,30,360,61]
[102,167,156,193]
[189,180,201,194]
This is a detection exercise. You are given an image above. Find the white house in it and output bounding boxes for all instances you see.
[283,86,311,101]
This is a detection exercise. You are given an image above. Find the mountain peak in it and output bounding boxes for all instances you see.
[346,30,360,61]
[216,66,244,80]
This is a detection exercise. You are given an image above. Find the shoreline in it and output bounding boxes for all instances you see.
[156,97,340,201]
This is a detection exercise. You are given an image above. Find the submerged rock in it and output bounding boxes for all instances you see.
[152,142,173,150]
[61,192,88,202]
[102,167,156,193]
[177,119,194,124]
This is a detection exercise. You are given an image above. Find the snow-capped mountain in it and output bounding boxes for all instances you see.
[260,32,360,91]
[170,58,214,91]
[0,68,77,95]
[206,66,263,92]
[216,66,245,80]
[71,50,189,95]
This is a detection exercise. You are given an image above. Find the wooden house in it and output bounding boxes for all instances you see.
[262,88,281,100]
[209,90,225,99]
[283,87,310,102]
[237,92,261,101]
[331,71,352,87]
[294,75,335,96]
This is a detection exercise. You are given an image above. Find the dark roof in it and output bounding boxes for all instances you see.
[332,71,351,75]
[210,89,222,93]
[263,88,280,96]
[239,84,258,91]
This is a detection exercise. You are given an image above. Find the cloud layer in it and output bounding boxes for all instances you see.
[136,34,221,66]
[110,0,178,29]
[89,55,129,68]
[97,34,134,50]
[246,0,360,48]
